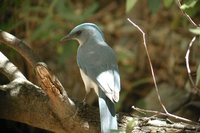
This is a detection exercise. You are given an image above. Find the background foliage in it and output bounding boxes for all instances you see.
[0,0,200,132]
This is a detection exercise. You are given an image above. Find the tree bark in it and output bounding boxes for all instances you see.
[0,30,99,132]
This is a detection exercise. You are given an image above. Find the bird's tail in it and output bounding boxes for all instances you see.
[98,89,118,133]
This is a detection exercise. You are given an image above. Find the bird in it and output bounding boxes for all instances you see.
[61,23,121,133]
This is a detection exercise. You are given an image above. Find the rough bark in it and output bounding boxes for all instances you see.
[0,30,99,133]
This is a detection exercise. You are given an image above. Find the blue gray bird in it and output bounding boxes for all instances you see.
[61,23,120,133]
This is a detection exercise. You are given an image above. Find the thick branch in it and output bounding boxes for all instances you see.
[0,30,40,67]
[0,30,99,132]
[0,51,26,81]
[0,29,93,131]
[0,48,98,132]
[0,80,99,133]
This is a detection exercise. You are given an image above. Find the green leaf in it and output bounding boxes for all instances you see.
[189,27,200,35]
[147,0,161,14]
[180,0,198,10]
[163,0,174,8]
[126,0,138,13]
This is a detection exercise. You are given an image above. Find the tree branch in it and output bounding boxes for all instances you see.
[0,78,99,133]
[0,30,40,67]
[0,51,26,81]
[127,18,168,113]
[0,30,99,132]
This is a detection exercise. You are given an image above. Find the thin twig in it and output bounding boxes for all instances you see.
[127,18,168,114]
[132,106,198,125]
[176,0,198,27]
[127,18,198,126]
[176,0,200,91]
[185,36,197,89]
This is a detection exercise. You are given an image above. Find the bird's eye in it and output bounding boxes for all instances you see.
[76,30,82,36]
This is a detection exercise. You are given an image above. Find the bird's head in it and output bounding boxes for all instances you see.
[61,23,104,45]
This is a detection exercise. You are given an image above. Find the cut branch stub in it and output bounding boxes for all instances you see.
[35,62,62,96]
[35,62,76,113]
[35,62,75,110]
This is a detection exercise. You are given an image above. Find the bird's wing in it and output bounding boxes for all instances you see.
[96,67,120,102]
[77,42,120,102]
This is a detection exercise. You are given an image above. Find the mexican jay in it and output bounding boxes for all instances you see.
[61,23,120,133]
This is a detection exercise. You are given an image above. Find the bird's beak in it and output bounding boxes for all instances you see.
[60,34,72,43]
